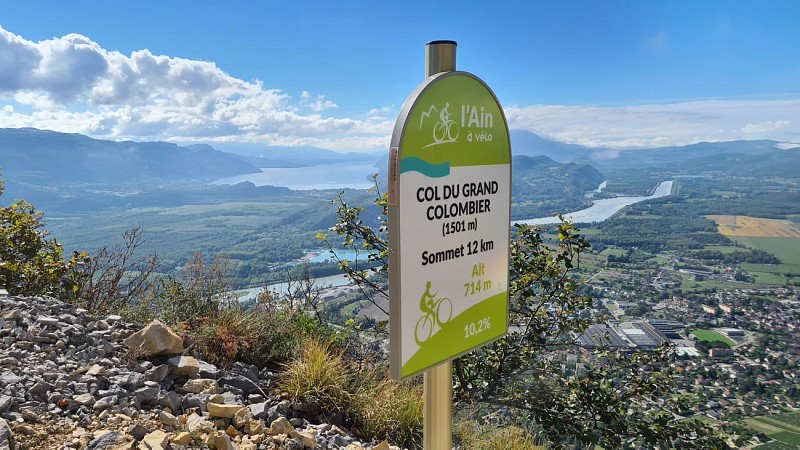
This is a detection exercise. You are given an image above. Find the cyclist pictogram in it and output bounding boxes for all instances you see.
[414,281,453,346]
[421,102,459,148]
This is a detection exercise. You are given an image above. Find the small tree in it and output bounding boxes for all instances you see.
[72,226,160,314]
[324,184,729,449]
[0,172,85,297]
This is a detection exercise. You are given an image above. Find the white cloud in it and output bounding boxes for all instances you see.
[299,91,338,112]
[2,26,799,153]
[742,120,789,134]
[506,98,800,149]
[0,26,382,151]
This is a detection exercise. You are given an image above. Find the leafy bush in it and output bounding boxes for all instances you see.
[325,185,730,449]
[191,298,302,369]
[0,174,85,297]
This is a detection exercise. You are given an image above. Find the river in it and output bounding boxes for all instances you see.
[234,180,674,300]
[233,273,353,303]
[514,180,674,226]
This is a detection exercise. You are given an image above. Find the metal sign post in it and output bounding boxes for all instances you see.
[423,42,456,450]
[388,40,511,450]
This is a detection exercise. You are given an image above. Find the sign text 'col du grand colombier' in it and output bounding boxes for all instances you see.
[388,72,511,379]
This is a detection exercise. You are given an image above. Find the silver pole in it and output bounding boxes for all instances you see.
[423,40,456,450]
[425,40,457,77]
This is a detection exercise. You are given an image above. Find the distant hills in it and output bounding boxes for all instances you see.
[2,126,798,213]
[511,155,605,202]
[0,128,260,186]
[510,130,594,162]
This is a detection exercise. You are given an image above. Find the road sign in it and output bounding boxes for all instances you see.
[389,70,511,380]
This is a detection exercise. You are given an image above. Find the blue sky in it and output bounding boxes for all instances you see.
[1,1,799,151]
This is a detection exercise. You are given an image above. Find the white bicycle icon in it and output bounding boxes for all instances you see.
[423,103,459,148]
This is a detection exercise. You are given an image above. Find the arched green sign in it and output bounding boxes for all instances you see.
[388,71,511,379]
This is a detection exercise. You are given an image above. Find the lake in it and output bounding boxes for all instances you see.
[212,161,380,190]
[514,180,674,225]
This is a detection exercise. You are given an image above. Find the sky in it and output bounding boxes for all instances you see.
[1,0,799,152]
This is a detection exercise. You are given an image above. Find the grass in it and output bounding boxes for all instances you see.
[756,441,800,449]
[690,329,735,346]
[730,236,800,270]
[772,432,800,446]
[600,247,627,258]
[278,339,352,413]
[277,339,424,448]
[743,414,800,448]
[351,377,423,447]
[707,215,800,238]
[454,421,546,450]
[679,273,757,292]
[774,412,800,429]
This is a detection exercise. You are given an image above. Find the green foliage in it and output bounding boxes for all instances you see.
[278,339,353,413]
[351,377,423,448]
[326,185,730,449]
[191,302,294,369]
[148,253,235,326]
[453,421,544,450]
[319,177,390,320]
[278,339,423,448]
[0,174,85,297]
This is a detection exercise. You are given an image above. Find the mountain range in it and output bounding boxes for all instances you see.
[1,127,798,204]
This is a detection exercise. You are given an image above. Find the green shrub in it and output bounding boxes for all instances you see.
[351,377,423,448]
[191,301,300,369]
[277,339,353,413]
[454,421,545,450]
[0,174,85,297]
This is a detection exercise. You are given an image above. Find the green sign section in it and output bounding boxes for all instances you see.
[389,71,511,380]
[398,74,510,173]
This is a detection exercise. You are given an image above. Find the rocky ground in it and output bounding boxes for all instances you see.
[0,292,399,450]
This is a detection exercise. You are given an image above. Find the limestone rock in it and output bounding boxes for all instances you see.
[122,320,183,357]
[167,355,200,378]
[85,431,135,450]
[127,423,151,441]
[186,412,215,433]
[0,418,13,450]
[214,432,236,450]
[0,395,13,413]
[182,378,220,394]
[208,402,245,419]
[296,430,319,449]
[139,429,170,450]
[87,364,109,377]
[171,431,192,445]
[269,416,295,436]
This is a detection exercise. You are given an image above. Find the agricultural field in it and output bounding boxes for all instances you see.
[706,215,800,238]
[774,413,800,430]
[756,441,800,449]
[690,329,735,346]
[745,413,800,448]
[730,236,800,268]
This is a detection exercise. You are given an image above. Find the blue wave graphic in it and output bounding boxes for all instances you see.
[399,157,450,178]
